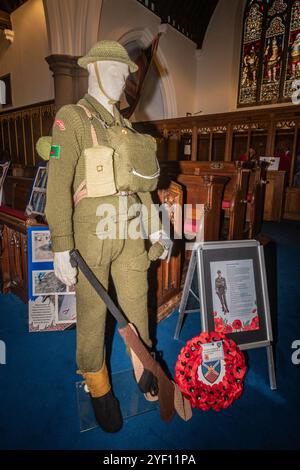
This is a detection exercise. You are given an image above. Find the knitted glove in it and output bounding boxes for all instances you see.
[148,241,164,261]
[149,230,173,261]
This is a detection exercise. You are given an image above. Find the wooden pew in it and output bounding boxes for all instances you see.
[160,161,251,241]
[242,161,268,238]
[154,181,183,321]
[0,174,44,302]
[160,163,229,240]
[2,175,33,210]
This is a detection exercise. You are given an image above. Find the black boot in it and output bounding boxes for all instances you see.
[90,390,123,433]
[133,350,160,398]
[137,369,159,397]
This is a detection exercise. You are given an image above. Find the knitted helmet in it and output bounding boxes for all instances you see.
[78,40,138,73]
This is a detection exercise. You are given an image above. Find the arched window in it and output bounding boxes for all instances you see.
[239,0,264,105]
[283,1,300,98]
[238,0,300,106]
[0,80,6,105]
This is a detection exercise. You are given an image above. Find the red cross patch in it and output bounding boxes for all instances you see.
[54,119,66,131]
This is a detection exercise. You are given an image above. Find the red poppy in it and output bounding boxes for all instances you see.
[243,325,252,331]
[224,325,233,334]
[232,319,242,330]
[214,317,225,332]
[250,315,259,330]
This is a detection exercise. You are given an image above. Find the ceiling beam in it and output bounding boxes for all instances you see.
[0,9,11,30]
[136,0,218,48]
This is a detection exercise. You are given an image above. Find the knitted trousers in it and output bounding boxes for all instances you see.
[74,219,151,373]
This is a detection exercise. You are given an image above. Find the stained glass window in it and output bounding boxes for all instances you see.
[260,15,286,102]
[238,0,300,106]
[283,1,300,99]
[239,1,264,105]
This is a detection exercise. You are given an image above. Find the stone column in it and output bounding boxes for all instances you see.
[46,54,88,109]
[43,0,102,107]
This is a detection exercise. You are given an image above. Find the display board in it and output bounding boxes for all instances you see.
[28,226,76,332]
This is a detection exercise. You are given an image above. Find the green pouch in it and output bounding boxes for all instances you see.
[106,126,160,193]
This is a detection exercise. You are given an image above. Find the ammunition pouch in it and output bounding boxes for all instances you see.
[84,145,117,197]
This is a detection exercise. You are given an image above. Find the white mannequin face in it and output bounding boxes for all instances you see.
[98,60,130,101]
[88,60,129,101]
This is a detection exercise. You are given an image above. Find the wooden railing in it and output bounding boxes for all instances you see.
[134,104,300,220]
[0,100,56,168]
[135,104,300,184]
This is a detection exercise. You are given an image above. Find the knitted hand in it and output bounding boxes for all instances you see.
[149,230,173,261]
[36,136,52,161]
[54,251,77,286]
[148,241,164,261]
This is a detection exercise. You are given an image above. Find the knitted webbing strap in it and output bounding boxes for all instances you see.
[77,104,99,147]
[72,104,99,206]
[73,180,87,207]
[93,62,118,105]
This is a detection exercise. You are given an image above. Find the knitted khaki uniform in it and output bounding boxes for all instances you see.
[45,94,156,373]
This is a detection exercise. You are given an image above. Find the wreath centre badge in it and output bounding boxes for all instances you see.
[175,331,247,411]
[198,341,225,385]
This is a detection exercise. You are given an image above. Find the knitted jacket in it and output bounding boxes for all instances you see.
[45,94,158,252]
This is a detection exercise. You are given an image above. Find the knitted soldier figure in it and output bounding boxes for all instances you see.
[45,41,170,433]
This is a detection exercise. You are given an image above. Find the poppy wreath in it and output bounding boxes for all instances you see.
[175,331,247,411]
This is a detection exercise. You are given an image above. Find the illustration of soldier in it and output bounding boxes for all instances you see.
[265,37,281,83]
[291,32,300,79]
[215,270,229,314]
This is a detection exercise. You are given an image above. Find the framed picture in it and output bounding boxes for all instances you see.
[31,229,53,263]
[259,156,280,171]
[26,164,48,217]
[196,240,273,350]
[175,240,276,389]
[0,161,10,205]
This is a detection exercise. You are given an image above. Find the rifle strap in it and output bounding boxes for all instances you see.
[173,382,193,422]
[124,324,192,420]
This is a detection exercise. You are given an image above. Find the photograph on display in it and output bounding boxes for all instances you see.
[29,293,77,332]
[26,165,48,216]
[28,226,77,332]
[210,259,259,334]
[28,190,46,216]
[31,230,53,263]
[34,166,47,189]
[29,295,56,331]
[0,161,10,205]
[57,295,77,323]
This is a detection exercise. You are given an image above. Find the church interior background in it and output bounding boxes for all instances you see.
[0,0,300,454]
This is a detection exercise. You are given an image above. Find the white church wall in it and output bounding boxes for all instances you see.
[0,0,54,111]
[99,0,198,121]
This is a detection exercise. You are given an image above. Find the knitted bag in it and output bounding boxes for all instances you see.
[106,125,160,193]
